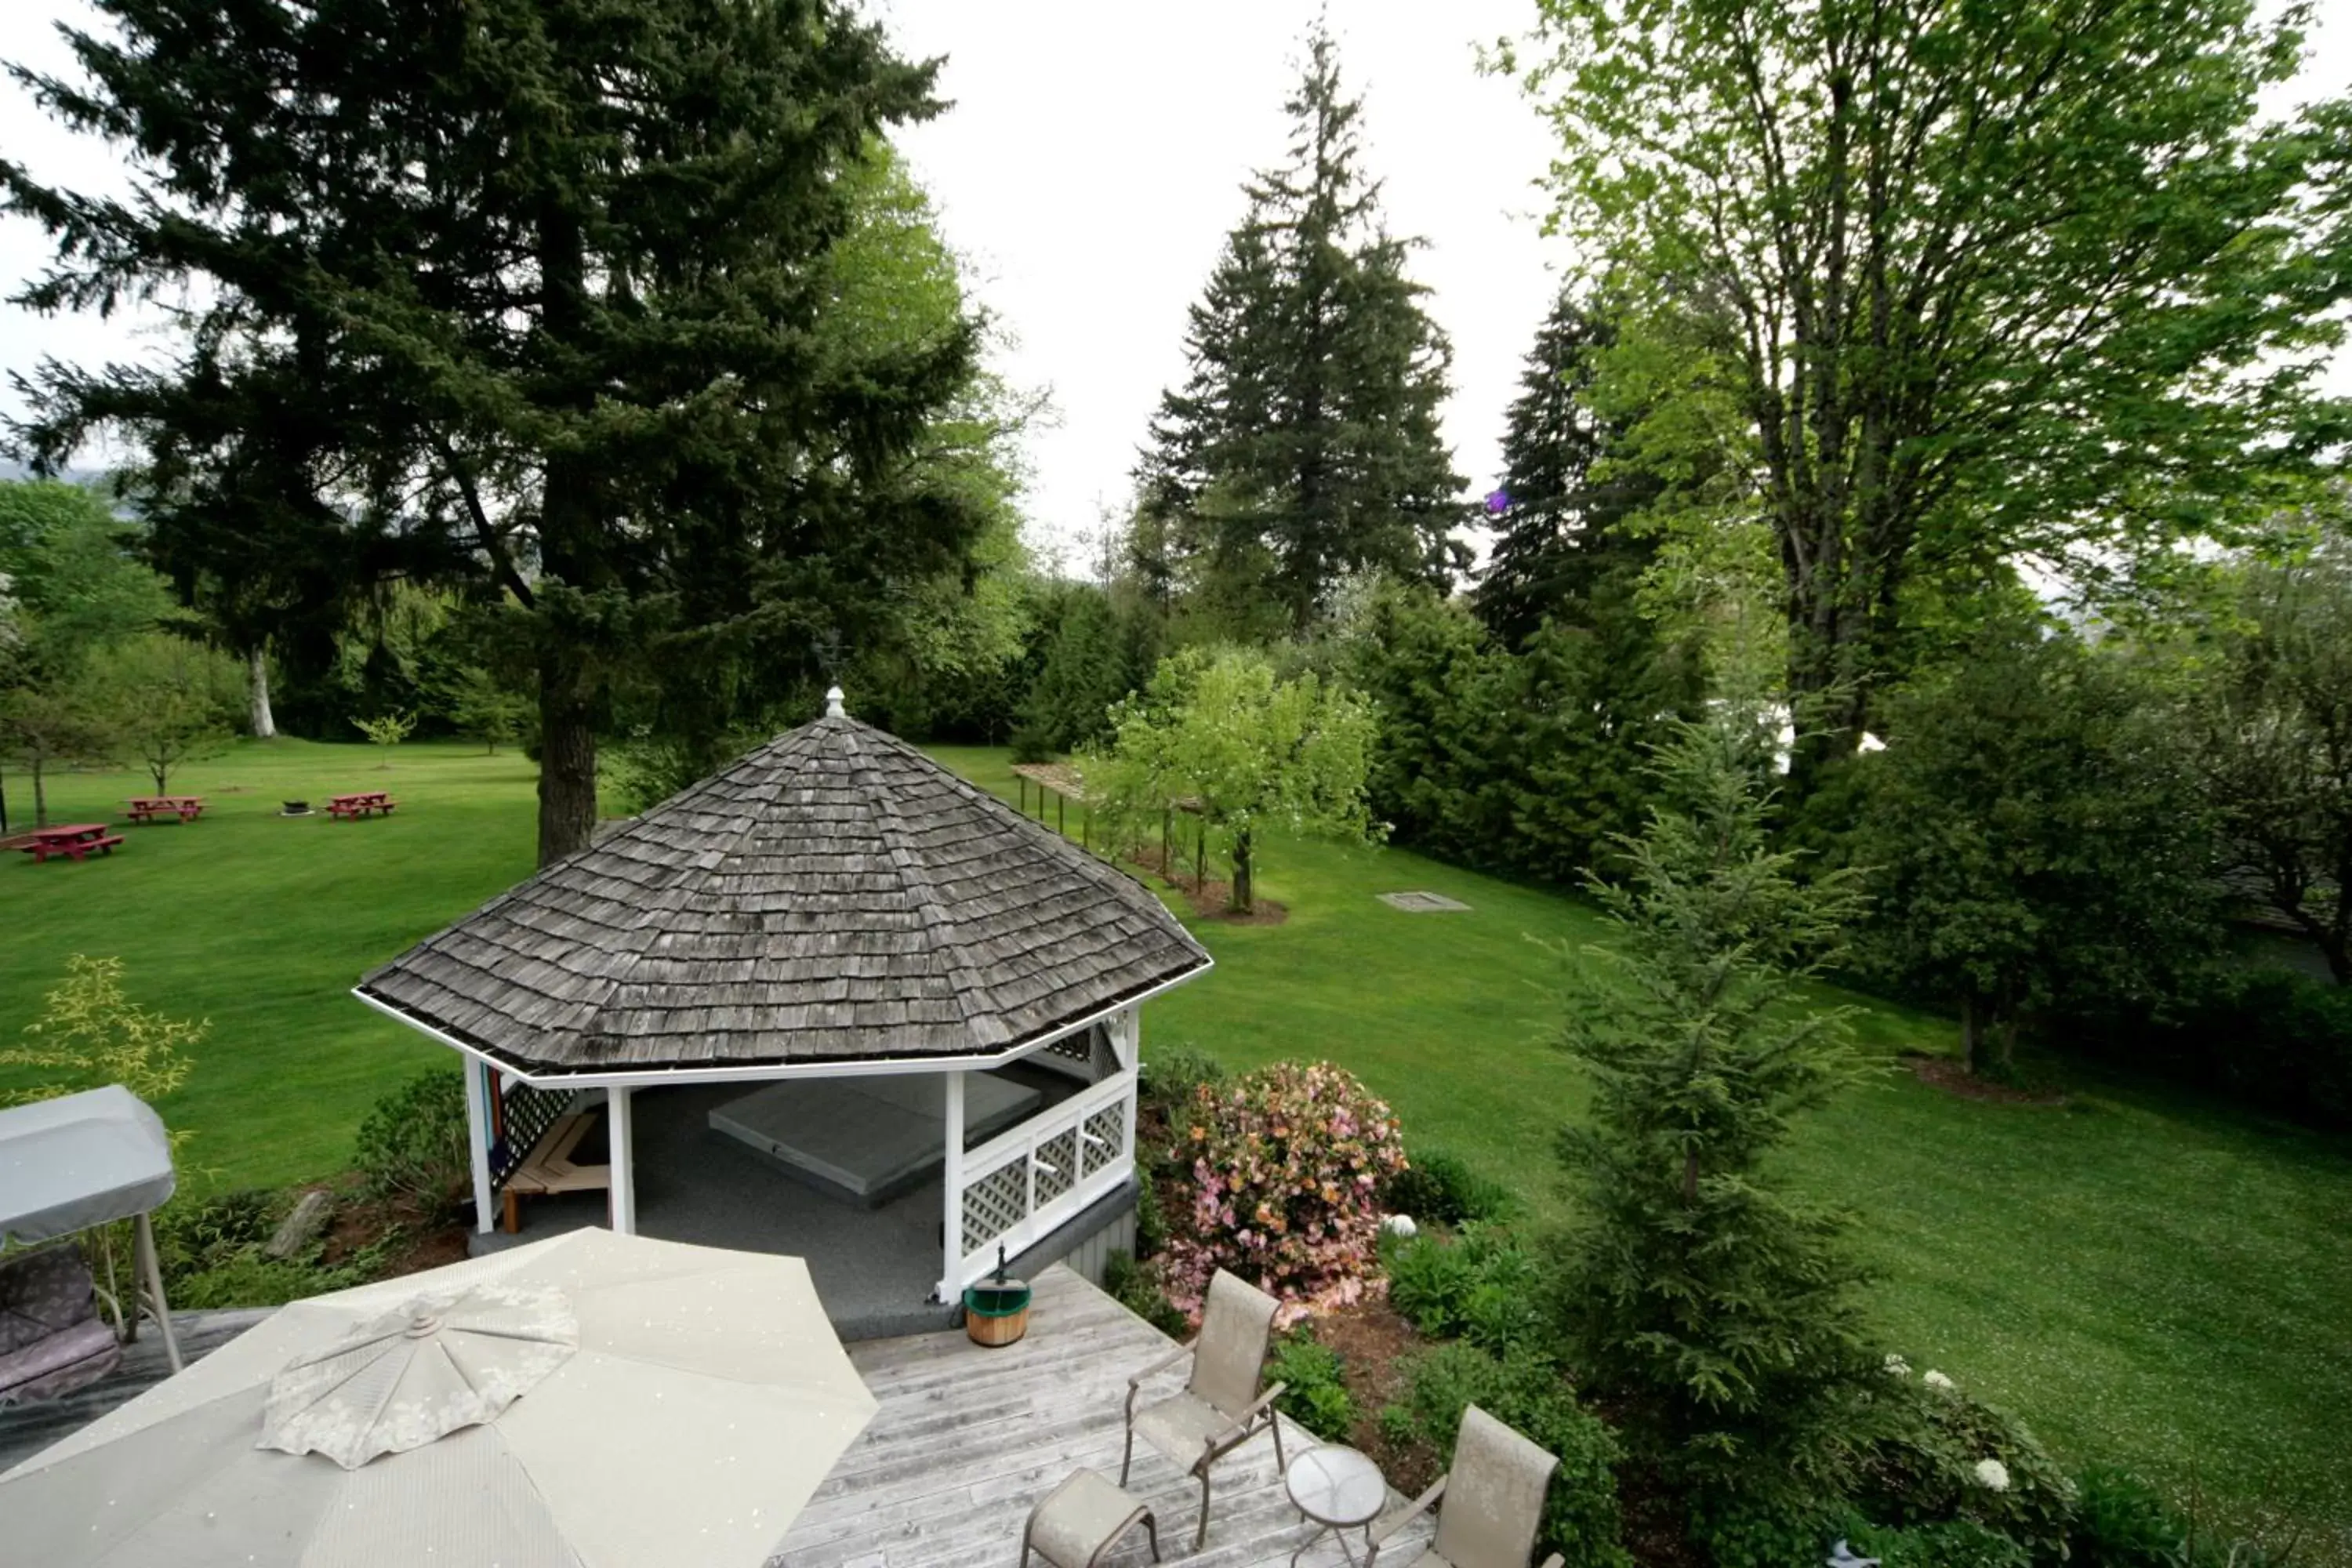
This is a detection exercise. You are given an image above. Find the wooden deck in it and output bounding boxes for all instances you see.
[0,1270,1432,1567]
[771,1265,1432,1568]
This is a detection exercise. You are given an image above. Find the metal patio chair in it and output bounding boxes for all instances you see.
[1366,1403,1565,1568]
[1120,1268,1288,1550]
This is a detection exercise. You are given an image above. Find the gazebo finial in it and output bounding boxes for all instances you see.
[825,685,845,719]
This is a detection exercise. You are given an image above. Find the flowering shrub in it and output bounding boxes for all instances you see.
[1856,1362,2074,1562]
[1160,1061,1407,1321]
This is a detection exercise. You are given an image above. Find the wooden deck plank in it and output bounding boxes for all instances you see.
[768,1265,1433,1568]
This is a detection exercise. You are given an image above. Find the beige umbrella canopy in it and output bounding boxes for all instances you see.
[0,1229,877,1568]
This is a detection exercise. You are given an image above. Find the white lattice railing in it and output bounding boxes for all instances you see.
[943,1069,1135,1298]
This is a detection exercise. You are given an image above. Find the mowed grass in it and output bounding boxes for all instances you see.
[3,736,2346,1556]
[931,745,2352,1563]
[2,739,537,1188]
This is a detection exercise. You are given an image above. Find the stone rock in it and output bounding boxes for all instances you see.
[264,1190,335,1261]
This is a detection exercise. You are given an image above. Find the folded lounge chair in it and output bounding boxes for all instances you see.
[1120,1268,1288,1550]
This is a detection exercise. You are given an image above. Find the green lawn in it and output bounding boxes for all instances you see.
[931,745,2352,1563]
[2,739,537,1187]
[4,737,2346,1559]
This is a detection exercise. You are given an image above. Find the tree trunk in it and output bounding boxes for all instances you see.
[1958,989,1984,1077]
[248,647,276,739]
[535,653,597,867]
[1230,828,1254,913]
[532,194,600,869]
[31,750,49,829]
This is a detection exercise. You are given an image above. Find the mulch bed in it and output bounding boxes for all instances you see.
[310,1182,473,1278]
[1123,844,1290,925]
[1903,1052,2067,1106]
[1318,1296,1441,1493]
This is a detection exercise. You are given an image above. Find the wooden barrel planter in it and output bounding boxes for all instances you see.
[962,1276,1032,1347]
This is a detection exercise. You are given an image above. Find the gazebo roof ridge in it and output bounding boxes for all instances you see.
[841,723,1013,1050]
[356,706,1212,1076]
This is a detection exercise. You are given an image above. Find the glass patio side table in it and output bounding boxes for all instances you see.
[1284,1444,1388,1566]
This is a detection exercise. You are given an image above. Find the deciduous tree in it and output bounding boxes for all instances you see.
[1857,609,2218,1072]
[85,631,241,793]
[1090,646,1377,913]
[1510,0,2352,799]
[2181,516,2352,982]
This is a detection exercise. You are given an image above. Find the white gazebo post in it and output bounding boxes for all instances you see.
[1113,1006,1141,1170]
[463,1058,495,1235]
[608,1085,637,1236]
[938,1069,966,1301]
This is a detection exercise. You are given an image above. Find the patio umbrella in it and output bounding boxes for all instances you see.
[0,1229,878,1568]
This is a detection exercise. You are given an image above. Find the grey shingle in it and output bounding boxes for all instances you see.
[357,716,1210,1073]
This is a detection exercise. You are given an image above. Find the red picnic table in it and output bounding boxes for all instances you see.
[328,791,399,820]
[125,795,205,824]
[18,824,125,864]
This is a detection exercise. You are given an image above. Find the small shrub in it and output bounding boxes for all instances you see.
[354,1069,470,1218]
[1134,1176,1169,1260]
[1008,724,1057,765]
[1160,1060,1407,1320]
[1381,1147,1513,1226]
[2069,1465,2189,1568]
[1139,1044,1228,1119]
[1845,1519,2033,1568]
[2135,965,2352,1131]
[1269,1330,1359,1441]
[172,1250,369,1310]
[152,1188,282,1283]
[1855,1365,2074,1563]
[350,710,418,749]
[1687,1495,1853,1568]
[1399,1341,1632,1568]
[1385,1223,1541,1353]
[0,955,202,1126]
[1102,1250,1189,1341]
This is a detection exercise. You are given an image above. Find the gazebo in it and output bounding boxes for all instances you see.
[353,691,1211,1330]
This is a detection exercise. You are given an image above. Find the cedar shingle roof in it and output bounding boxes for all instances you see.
[355,715,1210,1075]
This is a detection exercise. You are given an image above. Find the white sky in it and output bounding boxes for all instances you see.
[3,2,2346,565]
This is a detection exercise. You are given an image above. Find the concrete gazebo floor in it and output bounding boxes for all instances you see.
[474,1070,1089,1340]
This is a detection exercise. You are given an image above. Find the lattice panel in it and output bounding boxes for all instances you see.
[490,1081,572,1187]
[1036,1129,1080,1204]
[1042,1029,1093,1065]
[962,1161,1028,1247]
[1080,1101,1127,1177]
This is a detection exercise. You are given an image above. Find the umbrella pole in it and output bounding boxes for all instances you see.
[134,1210,183,1371]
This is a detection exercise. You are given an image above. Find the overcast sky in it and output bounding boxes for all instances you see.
[3,2,2345,564]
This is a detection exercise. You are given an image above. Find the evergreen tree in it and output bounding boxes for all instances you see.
[6,0,984,863]
[1138,27,1465,633]
[1477,290,1658,648]
[1553,711,1872,1497]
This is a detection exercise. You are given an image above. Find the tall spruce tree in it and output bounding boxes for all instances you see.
[1553,710,1872,1496]
[1138,26,1465,633]
[5,0,983,862]
[1479,289,1702,874]
[1477,290,1659,648]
